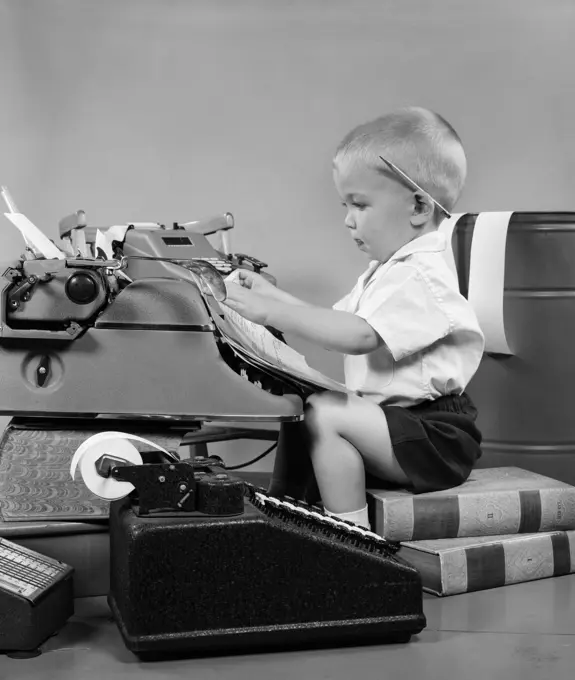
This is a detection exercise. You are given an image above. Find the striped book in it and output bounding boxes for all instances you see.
[367,467,575,542]
[397,530,575,596]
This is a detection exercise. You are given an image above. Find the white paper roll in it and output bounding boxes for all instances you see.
[71,431,176,501]
[78,438,143,500]
[467,211,514,355]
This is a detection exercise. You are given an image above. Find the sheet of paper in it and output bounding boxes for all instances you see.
[60,236,75,256]
[4,212,66,259]
[221,325,351,394]
[221,270,308,371]
[72,228,91,257]
[105,224,131,249]
[467,211,514,354]
[220,305,310,372]
[95,228,114,258]
[213,305,349,393]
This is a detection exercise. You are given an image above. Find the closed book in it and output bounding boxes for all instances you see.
[397,530,575,596]
[367,467,575,542]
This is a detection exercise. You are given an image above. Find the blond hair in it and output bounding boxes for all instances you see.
[334,107,467,217]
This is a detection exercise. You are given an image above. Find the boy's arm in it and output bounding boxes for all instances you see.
[266,302,382,355]
[269,288,313,308]
[223,282,382,355]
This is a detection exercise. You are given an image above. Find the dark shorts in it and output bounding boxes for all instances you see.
[376,392,482,493]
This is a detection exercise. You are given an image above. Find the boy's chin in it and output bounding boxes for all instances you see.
[356,242,374,258]
[354,240,382,261]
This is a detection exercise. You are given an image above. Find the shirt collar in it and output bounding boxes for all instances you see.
[387,231,446,264]
[359,232,446,290]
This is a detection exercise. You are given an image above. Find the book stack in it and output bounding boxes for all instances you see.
[366,467,575,596]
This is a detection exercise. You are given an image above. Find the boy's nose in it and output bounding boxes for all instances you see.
[344,214,356,229]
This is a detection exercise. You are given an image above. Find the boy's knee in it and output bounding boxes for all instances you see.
[305,391,349,433]
[307,391,349,408]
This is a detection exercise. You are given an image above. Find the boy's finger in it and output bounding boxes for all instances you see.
[236,270,253,287]
[224,281,243,297]
[221,298,241,312]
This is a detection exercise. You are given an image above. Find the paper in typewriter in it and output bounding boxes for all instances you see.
[212,303,350,394]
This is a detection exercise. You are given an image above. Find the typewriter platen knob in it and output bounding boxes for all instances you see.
[196,473,244,516]
[65,271,99,305]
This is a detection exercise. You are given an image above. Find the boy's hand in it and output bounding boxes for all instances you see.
[223,282,273,326]
[226,269,277,296]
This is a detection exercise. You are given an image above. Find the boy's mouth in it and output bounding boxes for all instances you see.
[354,238,365,248]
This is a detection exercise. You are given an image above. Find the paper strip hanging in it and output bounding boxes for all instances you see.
[467,211,514,354]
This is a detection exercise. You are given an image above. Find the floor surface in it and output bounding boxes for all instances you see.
[1,574,574,680]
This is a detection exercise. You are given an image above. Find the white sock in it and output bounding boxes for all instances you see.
[324,505,371,530]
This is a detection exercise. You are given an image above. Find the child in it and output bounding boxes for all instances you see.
[223,106,485,530]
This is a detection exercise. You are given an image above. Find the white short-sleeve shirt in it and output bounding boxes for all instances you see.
[333,231,485,407]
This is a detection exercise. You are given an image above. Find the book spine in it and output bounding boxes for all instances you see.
[539,488,575,531]
[436,532,575,596]
[368,489,575,541]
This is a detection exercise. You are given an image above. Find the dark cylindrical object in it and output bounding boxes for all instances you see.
[196,474,245,516]
[453,212,575,484]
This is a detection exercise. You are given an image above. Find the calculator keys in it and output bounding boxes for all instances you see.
[0,538,70,602]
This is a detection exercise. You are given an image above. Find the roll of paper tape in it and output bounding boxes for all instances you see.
[71,431,176,501]
[77,438,142,500]
[467,211,514,354]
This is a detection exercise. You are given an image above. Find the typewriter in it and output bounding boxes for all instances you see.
[0,206,304,423]
[0,196,426,657]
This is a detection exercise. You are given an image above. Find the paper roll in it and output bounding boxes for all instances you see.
[467,211,514,355]
[437,212,464,285]
[71,431,176,501]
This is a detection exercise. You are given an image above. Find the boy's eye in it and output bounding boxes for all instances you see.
[341,202,367,210]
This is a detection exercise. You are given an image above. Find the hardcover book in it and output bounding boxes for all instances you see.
[397,530,575,596]
[367,467,575,542]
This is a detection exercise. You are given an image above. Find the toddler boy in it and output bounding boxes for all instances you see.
[223,106,484,529]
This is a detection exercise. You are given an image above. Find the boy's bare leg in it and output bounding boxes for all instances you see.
[306,392,409,515]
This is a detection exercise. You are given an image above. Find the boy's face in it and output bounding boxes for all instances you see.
[333,160,416,263]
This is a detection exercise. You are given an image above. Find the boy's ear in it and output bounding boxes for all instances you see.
[410,192,434,227]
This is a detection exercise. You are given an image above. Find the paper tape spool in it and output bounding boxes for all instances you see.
[72,435,142,501]
[71,431,173,501]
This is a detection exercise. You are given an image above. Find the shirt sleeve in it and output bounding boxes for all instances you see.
[355,265,453,361]
[332,293,352,312]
